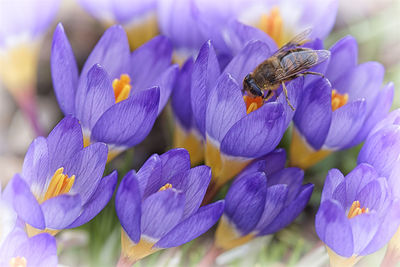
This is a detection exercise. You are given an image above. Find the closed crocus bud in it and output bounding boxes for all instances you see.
[2,117,118,237]
[115,148,224,266]
[51,23,178,161]
[315,164,400,267]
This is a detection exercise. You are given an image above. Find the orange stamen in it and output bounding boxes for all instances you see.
[243,95,264,114]
[158,183,173,192]
[347,201,369,219]
[258,6,284,47]
[41,167,75,203]
[112,74,132,103]
[9,257,27,267]
[331,89,348,111]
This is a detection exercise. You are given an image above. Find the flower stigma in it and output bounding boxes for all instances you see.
[158,183,173,192]
[347,201,369,219]
[113,74,132,103]
[331,89,348,111]
[40,167,75,203]
[9,256,27,267]
[243,95,263,114]
[258,6,285,47]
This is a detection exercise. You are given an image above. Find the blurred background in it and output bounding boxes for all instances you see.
[0,0,399,266]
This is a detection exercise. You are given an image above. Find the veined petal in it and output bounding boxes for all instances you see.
[267,167,304,204]
[321,169,344,203]
[116,171,142,243]
[19,233,58,267]
[155,200,224,248]
[206,73,246,143]
[74,64,115,131]
[262,149,286,176]
[137,154,162,199]
[51,23,78,115]
[92,87,160,147]
[159,148,191,185]
[156,64,179,115]
[41,194,81,229]
[191,41,220,137]
[67,171,118,228]
[350,213,380,255]
[345,163,378,207]
[356,179,387,211]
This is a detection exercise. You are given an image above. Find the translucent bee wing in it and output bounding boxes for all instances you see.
[273,28,313,54]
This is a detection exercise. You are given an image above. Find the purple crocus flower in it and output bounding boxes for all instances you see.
[115,148,224,263]
[0,228,57,267]
[2,116,118,236]
[291,36,394,169]
[214,149,313,251]
[51,23,177,161]
[315,163,400,266]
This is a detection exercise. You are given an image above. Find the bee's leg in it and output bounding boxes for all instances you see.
[263,90,274,102]
[281,82,295,111]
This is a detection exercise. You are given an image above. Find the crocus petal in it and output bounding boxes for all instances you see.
[350,214,380,255]
[67,171,118,228]
[324,100,366,149]
[3,175,45,229]
[79,25,131,88]
[46,116,83,173]
[41,194,81,229]
[320,168,345,203]
[155,200,224,248]
[66,142,108,204]
[315,199,354,257]
[20,233,58,267]
[51,23,79,115]
[262,184,314,235]
[159,148,191,185]
[136,154,162,199]
[368,108,400,138]
[277,78,304,126]
[325,36,358,84]
[221,102,285,158]
[356,178,387,211]
[206,73,246,143]
[157,65,179,115]
[21,137,50,194]
[261,148,286,176]
[130,35,173,92]
[115,171,142,243]
[191,41,220,137]
[0,228,27,261]
[345,163,378,207]
[74,64,115,131]
[293,78,332,150]
[225,172,267,235]
[92,87,160,147]
[267,167,304,204]
[223,40,273,84]
[141,189,185,240]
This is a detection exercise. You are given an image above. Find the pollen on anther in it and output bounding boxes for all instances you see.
[331,89,349,111]
[41,167,75,203]
[10,256,27,267]
[243,95,264,114]
[258,6,284,47]
[158,183,173,192]
[347,200,369,219]
[113,74,132,103]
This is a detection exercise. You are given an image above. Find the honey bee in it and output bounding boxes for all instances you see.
[243,29,330,110]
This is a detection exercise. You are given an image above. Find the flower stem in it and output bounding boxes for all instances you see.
[116,253,136,267]
[14,88,43,137]
[201,182,221,206]
[197,244,223,267]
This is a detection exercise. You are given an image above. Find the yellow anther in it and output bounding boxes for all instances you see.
[258,6,285,47]
[331,89,348,111]
[243,95,264,114]
[347,201,369,219]
[113,74,132,103]
[9,256,27,267]
[158,183,173,192]
[41,167,75,203]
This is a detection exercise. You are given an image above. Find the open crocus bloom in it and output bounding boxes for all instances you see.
[316,163,400,267]
[51,23,177,161]
[115,148,224,263]
[2,117,117,236]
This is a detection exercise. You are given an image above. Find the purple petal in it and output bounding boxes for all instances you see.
[191,41,221,137]
[171,59,195,130]
[67,171,118,228]
[325,36,358,84]
[136,154,162,199]
[262,184,313,235]
[51,23,78,115]
[350,214,380,255]
[19,233,58,267]
[160,148,191,185]
[262,149,287,176]
[3,175,45,229]
[66,142,108,204]
[206,73,246,143]
[223,40,273,84]
[368,108,400,138]
[74,64,115,131]
[325,100,366,149]
[315,200,353,257]
[225,172,267,235]
[115,171,142,243]
[21,137,50,195]
[345,163,378,207]
[155,200,224,248]
[356,178,387,211]
[79,25,130,88]
[0,228,27,261]
[293,78,332,150]
[321,169,345,203]
[46,116,83,174]
[267,167,304,204]
[130,35,173,92]
[221,102,285,158]
[141,189,185,240]
[92,87,160,147]
[41,194,81,229]
[156,65,179,115]
[278,78,304,126]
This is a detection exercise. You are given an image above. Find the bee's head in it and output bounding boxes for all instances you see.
[243,74,263,97]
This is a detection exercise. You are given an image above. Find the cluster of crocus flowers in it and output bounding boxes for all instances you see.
[51,23,177,161]
[115,148,224,265]
[2,117,117,236]
[290,36,394,169]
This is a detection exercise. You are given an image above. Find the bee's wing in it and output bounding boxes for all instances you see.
[273,28,312,54]
[275,50,330,80]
